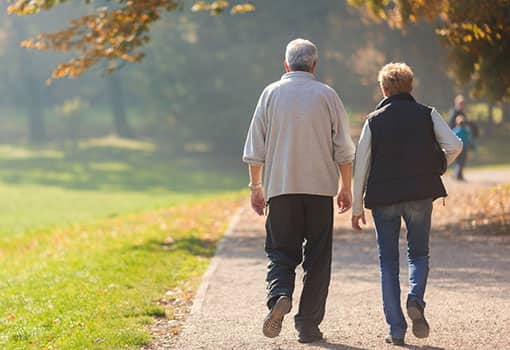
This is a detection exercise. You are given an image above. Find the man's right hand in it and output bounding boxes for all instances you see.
[251,188,266,216]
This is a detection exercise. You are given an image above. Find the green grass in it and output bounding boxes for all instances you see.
[0,140,246,349]
[0,184,199,238]
[0,194,243,349]
[467,133,510,168]
[0,140,245,237]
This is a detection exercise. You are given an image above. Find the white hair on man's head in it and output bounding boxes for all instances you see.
[285,38,318,72]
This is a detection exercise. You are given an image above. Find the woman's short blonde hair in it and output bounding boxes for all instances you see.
[378,62,414,96]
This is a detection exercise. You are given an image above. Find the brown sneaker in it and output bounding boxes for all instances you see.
[407,299,430,338]
[262,296,291,338]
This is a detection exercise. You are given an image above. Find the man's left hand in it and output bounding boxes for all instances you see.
[337,188,352,214]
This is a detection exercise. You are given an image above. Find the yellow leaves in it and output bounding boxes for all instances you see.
[7,3,38,15]
[192,1,254,15]
[6,312,17,322]
[191,1,229,15]
[231,3,255,14]
[10,0,255,80]
[191,1,211,12]
[434,184,510,235]
[463,34,473,43]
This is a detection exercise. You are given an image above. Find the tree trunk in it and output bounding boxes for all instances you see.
[12,19,46,143]
[106,73,133,138]
[488,101,495,124]
[27,89,45,143]
[502,102,510,123]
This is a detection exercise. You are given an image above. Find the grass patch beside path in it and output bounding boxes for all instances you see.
[0,193,244,349]
[0,141,246,237]
[0,183,202,239]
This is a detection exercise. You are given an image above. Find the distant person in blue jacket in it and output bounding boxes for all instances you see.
[449,94,480,138]
[452,115,474,181]
[449,95,466,128]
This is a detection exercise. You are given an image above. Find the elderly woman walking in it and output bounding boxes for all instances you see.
[352,63,463,346]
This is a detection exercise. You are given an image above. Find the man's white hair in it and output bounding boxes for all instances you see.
[285,38,318,72]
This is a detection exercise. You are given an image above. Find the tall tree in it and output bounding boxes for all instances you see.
[10,0,506,102]
[8,1,253,81]
[348,0,510,101]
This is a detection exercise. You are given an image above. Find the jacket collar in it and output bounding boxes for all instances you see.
[376,92,416,109]
[281,71,316,81]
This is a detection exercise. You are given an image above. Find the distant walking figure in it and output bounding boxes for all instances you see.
[449,94,467,128]
[452,115,475,181]
[449,94,479,138]
[352,63,463,346]
[243,38,355,343]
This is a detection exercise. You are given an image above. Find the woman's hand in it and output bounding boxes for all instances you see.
[352,212,366,231]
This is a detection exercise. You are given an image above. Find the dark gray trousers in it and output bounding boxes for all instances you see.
[265,194,333,332]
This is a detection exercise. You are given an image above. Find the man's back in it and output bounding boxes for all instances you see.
[243,71,355,200]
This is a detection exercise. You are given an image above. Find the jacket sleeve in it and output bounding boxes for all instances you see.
[352,120,372,216]
[431,108,463,165]
[242,89,268,165]
[329,89,355,164]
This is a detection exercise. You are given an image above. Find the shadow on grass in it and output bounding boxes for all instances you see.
[0,144,246,193]
[127,236,217,257]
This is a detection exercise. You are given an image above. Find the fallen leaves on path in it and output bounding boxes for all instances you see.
[434,184,510,236]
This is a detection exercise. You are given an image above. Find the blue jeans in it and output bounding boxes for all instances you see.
[372,198,433,339]
[454,148,467,180]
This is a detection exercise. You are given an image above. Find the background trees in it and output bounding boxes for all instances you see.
[2,1,508,149]
[349,0,510,102]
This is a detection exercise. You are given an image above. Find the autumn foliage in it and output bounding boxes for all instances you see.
[348,0,510,100]
[8,0,510,101]
[8,1,254,82]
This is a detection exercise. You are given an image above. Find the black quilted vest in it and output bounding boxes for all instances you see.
[364,93,447,209]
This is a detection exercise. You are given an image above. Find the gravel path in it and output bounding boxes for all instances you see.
[161,168,510,349]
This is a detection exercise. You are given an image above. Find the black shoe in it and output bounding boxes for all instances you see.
[262,296,291,338]
[407,299,430,338]
[385,335,405,346]
[298,329,323,343]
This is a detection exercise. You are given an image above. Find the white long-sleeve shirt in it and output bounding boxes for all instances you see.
[243,71,355,200]
[352,108,463,216]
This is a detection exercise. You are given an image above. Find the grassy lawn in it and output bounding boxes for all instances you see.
[0,141,246,349]
[0,140,245,236]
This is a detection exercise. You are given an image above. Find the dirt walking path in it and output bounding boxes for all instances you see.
[157,168,510,350]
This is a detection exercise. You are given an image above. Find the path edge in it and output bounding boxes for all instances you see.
[189,204,246,315]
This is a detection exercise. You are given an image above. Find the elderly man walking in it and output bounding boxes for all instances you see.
[352,63,463,346]
[243,38,355,343]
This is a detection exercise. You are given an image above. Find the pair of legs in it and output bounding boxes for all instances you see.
[372,198,433,340]
[265,194,333,335]
[453,149,467,180]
